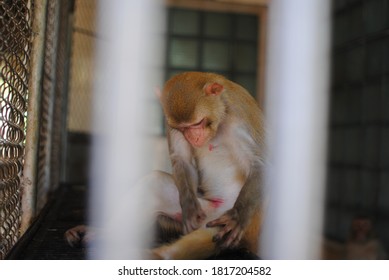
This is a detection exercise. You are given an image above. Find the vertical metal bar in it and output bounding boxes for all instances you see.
[36,0,60,212]
[90,0,164,259]
[52,0,74,187]
[261,0,331,259]
[20,0,48,235]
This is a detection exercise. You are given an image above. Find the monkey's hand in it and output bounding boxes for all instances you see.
[182,199,206,234]
[206,208,245,248]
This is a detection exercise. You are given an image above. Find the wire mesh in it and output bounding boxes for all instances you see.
[0,0,33,259]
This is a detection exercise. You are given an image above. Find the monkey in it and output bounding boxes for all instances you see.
[65,72,265,260]
[149,72,265,259]
[345,215,387,260]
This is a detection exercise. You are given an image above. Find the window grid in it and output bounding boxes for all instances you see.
[165,8,259,97]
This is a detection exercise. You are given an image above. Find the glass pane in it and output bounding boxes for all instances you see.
[171,9,200,35]
[346,46,364,83]
[378,172,389,212]
[234,74,256,97]
[384,38,389,74]
[333,0,348,12]
[344,128,361,164]
[383,78,389,121]
[332,53,347,85]
[367,40,383,77]
[166,70,184,80]
[235,15,258,41]
[381,130,389,168]
[365,0,386,33]
[349,5,364,41]
[202,41,230,71]
[347,88,362,123]
[169,39,199,68]
[343,170,360,206]
[329,129,345,162]
[331,91,349,123]
[363,84,381,122]
[204,12,231,38]
[333,14,347,46]
[234,43,257,72]
[363,126,380,167]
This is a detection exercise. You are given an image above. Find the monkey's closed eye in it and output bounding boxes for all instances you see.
[192,118,205,127]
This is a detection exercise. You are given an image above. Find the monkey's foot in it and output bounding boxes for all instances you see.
[64,225,90,248]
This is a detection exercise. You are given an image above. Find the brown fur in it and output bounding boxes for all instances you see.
[154,214,183,246]
[152,227,220,260]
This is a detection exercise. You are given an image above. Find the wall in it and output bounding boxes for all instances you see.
[64,0,97,183]
[67,0,97,133]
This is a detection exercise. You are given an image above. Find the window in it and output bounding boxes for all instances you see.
[165,8,259,97]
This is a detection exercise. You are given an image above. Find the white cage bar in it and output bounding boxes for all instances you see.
[261,0,331,259]
[89,0,164,259]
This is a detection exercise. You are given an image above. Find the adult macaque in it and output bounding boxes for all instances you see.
[65,72,265,259]
[150,72,265,259]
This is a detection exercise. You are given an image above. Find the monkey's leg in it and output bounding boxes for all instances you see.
[151,227,220,260]
[140,171,182,217]
[138,171,185,245]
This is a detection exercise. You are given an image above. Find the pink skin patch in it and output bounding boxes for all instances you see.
[173,212,182,222]
[209,144,214,151]
[183,119,207,147]
[209,198,224,208]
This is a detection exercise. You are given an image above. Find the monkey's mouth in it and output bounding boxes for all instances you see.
[183,119,207,147]
[185,132,206,147]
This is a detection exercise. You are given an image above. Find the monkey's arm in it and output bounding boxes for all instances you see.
[207,163,262,248]
[173,160,206,233]
[169,129,206,233]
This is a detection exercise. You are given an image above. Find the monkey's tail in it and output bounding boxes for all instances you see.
[154,213,183,246]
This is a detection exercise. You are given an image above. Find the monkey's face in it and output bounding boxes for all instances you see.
[173,117,215,148]
[162,72,226,148]
[163,89,225,148]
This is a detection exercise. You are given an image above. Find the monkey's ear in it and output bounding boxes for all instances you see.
[204,82,224,96]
